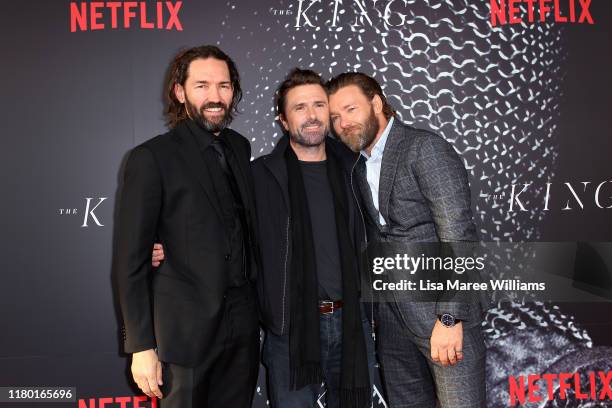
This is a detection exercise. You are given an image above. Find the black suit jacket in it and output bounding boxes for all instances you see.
[113,119,258,367]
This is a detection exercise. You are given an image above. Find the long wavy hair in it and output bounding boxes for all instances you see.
[164,45,242,128]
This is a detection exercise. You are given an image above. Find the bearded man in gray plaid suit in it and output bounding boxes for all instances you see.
[326,72,488,408]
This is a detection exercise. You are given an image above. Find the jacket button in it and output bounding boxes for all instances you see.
[225,254,231,261]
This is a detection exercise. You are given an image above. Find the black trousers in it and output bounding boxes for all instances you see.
[159,284,260,408]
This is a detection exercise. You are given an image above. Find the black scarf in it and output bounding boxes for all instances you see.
[285,142,370,408]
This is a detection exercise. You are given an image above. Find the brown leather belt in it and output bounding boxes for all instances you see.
[318,300,343,314]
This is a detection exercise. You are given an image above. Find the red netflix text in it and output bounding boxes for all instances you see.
[78,396,158,408]
[70,2,183,32]
[490,0,594,27]
[508,371,612,405]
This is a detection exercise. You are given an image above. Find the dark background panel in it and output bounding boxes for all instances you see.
[540,2,612,241]
[0,2,134,359]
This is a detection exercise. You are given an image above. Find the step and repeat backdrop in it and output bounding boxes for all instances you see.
[1,1,612,407]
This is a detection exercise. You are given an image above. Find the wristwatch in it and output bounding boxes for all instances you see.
[438,313,461,328]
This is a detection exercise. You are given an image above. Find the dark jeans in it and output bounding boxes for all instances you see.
[262,306,376,408]
[159,284,260,408]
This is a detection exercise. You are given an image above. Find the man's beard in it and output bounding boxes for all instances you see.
[186,99,233,133]
[339,107,379,152]
[289,119,328,147]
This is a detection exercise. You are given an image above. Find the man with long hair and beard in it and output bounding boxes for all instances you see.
[327,72,488,407]
[113,45,259,407]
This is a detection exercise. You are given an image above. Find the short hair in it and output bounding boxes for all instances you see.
[325,72,396,119]
[275,68,325,118]
[164,45,242,128]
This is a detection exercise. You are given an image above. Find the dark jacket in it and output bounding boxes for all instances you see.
[252,135,366,336]
[113,119,258,366]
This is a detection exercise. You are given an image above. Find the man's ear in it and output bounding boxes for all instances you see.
[372,94,384,115]
[279,114,289,131]
[174,83,186,104]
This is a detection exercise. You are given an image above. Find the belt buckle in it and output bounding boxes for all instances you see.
[320,300,334,315]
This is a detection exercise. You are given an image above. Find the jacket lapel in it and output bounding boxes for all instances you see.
[355,155,381,228]
[378,120,404,224]
[173,121,224,223]
[263,136,290,210]
[223,129,254,210]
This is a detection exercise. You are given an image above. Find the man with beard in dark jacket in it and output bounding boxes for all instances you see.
[115,45,259,407]
[253,68,375,408]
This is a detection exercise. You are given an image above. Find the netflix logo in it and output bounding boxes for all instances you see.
[78,396,157,408]
[508,371,612,405]
[70,1,183,32]
[490,0,594,27]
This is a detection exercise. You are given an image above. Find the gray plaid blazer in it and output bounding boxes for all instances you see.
[354,119,488,338]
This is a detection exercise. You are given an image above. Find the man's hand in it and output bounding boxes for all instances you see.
[152,243,165,267]
[131,348,163,399]
[430,320,464,366]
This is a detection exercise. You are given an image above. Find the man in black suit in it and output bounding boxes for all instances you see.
[113,45,259,407]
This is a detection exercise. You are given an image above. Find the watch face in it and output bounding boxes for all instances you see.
[441,314,455,327]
